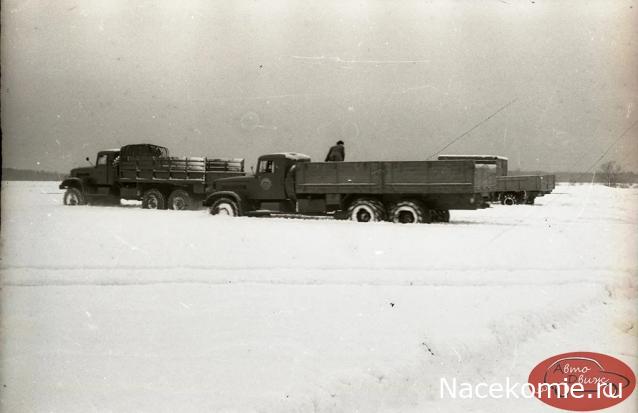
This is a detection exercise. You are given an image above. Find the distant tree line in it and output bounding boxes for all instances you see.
[597,161,624,187]
[511,161,637,186]
[2,168,65,181]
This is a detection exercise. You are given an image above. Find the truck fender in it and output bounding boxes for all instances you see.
[202,191,243,208]
[59,177,84,191]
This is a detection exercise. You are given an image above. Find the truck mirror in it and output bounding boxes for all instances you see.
[85,157,90,162]
[250,166,255,174]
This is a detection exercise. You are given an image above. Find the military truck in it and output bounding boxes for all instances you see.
[437,155,555,205]
[59,144,244,210]
[203,152,496,223]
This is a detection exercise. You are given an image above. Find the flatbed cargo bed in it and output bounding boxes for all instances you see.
[295,160,495,196]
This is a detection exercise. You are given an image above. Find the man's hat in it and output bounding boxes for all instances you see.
[337,140,344,145]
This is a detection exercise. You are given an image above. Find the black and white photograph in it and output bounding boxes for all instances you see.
[1,1,637,412]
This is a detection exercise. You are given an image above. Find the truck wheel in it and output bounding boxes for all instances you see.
[142,188,167,209]
[502,194,516,206]
[63,188,86,206]
[389,200,429,224]
[346,198,386,222]
[168,189,194,210]
[209,197,240,216]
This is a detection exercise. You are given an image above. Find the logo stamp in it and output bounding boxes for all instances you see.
[528,351,636,411]
[260,177,272,191]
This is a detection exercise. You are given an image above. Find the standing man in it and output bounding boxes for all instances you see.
[325,140,345,162]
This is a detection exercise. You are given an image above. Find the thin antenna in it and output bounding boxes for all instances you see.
[427,98,518,159]
[584,118,638,173]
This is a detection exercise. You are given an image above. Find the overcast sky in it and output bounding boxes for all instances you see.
[1,0,637,172]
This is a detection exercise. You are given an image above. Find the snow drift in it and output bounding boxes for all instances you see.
[1,182,636,412]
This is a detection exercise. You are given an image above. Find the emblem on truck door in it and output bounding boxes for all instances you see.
[260,177,272,190]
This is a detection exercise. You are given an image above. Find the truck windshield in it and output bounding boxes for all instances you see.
[258,160,276,173]
[96,154,108,165]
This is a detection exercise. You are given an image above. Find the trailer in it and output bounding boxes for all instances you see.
[60,144,245,210]
[203,152,497,223]
[437,155,555,205]
[496,174,556,205]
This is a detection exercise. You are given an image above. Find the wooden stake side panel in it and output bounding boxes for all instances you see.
[119,156,244,183]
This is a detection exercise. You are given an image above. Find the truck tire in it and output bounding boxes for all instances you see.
[209,197,240,216]
[346,198,386,222]
[168,189,194,210]
[63,188,86,206]
[389,200,429,224]
[432,209,450,223]
[142,188,167,210]
[501,193,516,206]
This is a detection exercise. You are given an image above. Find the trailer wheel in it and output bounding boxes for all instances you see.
[168,189,194,210]
[63,188,86,206]
[346,198,386,222]
[209,197,240,217]
[389,200,429,224]
[142,188,167,210]
[502,193,516,206]
[432,209,450,223]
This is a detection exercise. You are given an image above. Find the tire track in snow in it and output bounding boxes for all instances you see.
[1,271,625,288]
[1,264,633,272]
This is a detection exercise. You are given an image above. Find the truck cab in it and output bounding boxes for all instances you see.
[205,152,311,214]
[60,149,120,197]
[93,150,120,186]
[251,153,311,201]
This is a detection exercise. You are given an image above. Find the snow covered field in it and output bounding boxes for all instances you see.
[1,181,636,412]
